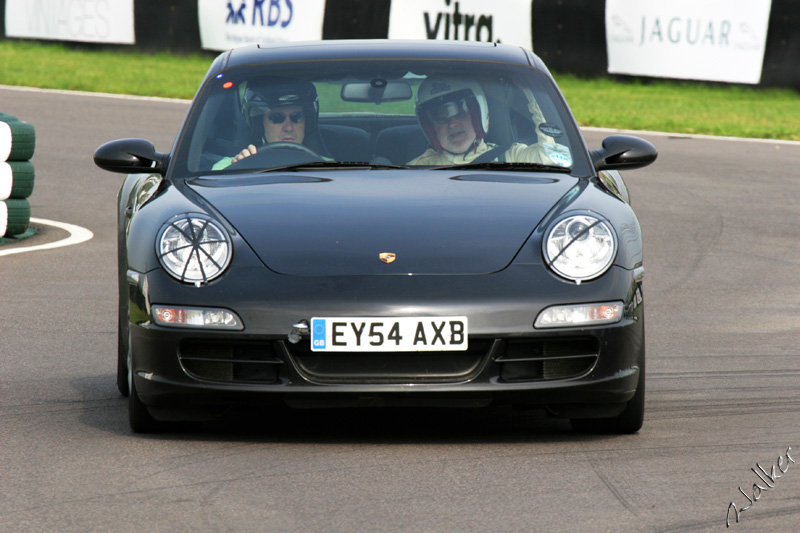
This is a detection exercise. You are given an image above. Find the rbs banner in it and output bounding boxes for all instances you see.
[198,0,326,51]
[606,0,772,84]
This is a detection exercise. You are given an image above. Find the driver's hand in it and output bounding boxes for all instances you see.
[232,144,258,163]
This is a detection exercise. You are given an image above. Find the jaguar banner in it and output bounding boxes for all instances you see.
[606,0,772,84]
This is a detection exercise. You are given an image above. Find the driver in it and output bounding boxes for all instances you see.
[213,80,322,170]
[407,78,572,167]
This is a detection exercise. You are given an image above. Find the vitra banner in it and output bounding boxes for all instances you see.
[606,0,773,84]
[198,0,326,51]
[387,0,532,49]
[4,0,134,44]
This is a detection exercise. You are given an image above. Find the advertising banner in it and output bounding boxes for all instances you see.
[388,0,532,49]
[4,0,135,44]
[198,0,326,51]
[606,0,772,84]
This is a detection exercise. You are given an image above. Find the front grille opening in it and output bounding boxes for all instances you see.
[179,340,282,383]
[285,339,494,384]
[497,338,598,382]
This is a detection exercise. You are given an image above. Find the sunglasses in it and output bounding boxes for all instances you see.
[428,99,469,126]
[266,111,305,125]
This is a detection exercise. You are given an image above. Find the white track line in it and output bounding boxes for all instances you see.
[0,218,93,257]
[582,126,800,146]
[0,84,190,104]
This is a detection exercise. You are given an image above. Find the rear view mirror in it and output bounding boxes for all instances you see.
[341,80,413,104]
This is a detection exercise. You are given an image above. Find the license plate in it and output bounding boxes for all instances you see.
[310,316,468,352]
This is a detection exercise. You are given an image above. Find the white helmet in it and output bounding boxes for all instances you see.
[415,78,490,152]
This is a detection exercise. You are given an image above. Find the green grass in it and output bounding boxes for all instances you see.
[556,74,800,141]
[0,40,212,99]
[1,40,798,141]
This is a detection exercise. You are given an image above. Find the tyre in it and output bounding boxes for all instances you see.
[0,121,10,162]
[571,357,645,435]
[117,313,130,397]
[0,161,35,200]
[128,354,161,433]
[117,350,129,397]
[0,119,36,161]
[0,198,31,237]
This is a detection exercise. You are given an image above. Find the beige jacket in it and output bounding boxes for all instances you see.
[407,139,571,167]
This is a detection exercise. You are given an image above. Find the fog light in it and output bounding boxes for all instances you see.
[534,302,623,328]
[152,306,243,330]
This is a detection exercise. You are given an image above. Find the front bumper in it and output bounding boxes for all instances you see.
[127,263,645,420]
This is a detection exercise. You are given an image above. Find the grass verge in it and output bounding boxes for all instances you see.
[1,40,798,141]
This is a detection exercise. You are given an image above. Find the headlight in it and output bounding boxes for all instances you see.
[543,214,617,283]
[157,214,232,284]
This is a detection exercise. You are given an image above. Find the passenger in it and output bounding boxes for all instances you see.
[213,81,323,170]
[407,78,571,167]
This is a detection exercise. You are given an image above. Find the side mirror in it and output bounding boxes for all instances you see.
[591,135,657,171]
[93,138,169,174]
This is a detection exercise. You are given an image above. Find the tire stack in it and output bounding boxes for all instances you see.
[0,112,36,238]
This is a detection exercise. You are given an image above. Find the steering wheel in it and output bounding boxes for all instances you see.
[228,141,325,168]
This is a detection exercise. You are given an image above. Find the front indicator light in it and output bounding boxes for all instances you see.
[153,306,243,330]
[534,302,623,328]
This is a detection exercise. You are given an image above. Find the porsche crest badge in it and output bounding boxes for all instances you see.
[379,253,396,264]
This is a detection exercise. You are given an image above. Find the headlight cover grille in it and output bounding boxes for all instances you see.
[157,214,232,284]
[543,213,617,283]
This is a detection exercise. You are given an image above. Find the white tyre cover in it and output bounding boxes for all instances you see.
[0,122,11,162]
[0,201,7,237]
[0,163,11,200]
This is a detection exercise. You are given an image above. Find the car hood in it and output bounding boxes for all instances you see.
[187,170,577,276]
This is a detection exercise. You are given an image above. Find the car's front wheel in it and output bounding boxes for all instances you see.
[128,342,161,433]
[570,356,645,435]
[116,313,129,397]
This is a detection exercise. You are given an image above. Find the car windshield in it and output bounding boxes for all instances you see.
[172,58,583,176]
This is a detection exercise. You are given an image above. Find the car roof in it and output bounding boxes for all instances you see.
[215,39,541,71]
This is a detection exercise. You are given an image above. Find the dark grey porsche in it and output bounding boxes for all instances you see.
[93,40,657,433]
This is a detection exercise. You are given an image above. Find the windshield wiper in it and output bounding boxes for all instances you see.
[259,161,408,172]
[430,161,572,172]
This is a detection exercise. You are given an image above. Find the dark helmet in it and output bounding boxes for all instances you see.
[415,78,489,152]
[242,80,319,133]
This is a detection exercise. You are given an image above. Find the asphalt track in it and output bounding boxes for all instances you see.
[1,85,799,531]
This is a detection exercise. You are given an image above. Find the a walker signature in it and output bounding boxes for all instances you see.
[726,447,794,527]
